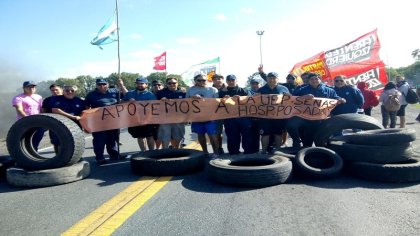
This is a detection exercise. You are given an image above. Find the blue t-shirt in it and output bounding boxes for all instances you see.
[123,89,156,101]
[85,88,121,108]
[51,95,86,116]
[258,84,290,95]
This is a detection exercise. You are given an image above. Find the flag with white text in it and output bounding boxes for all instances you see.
[153,51,167,70]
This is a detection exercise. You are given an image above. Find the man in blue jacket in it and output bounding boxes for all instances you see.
[287,72,345,147]
[331,75,364,116]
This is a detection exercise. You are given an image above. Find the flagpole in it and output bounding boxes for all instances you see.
[115,0,122,156]
[116,0,121,81]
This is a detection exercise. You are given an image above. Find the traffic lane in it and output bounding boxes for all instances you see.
[0,130,142,235]
[114,170,420,236]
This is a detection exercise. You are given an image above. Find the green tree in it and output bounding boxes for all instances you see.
[107,72,140,90]
[412,49,420,61]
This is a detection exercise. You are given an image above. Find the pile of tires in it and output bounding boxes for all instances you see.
[5,114,89,188]
[327,128,420,183]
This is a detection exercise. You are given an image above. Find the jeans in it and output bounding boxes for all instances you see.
[381,105,397,128]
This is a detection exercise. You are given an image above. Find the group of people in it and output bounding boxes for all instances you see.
[11,69,415,164]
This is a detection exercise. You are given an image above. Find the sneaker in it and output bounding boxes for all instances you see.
[97,159,108,165]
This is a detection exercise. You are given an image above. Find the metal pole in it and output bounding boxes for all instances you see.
[256,30,264,65]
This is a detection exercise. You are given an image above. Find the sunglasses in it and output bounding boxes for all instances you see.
[97,84,108,86]
[167,82,177,85]
[65,89,75,93]
[153,84,162,86]
[334,80,344,82]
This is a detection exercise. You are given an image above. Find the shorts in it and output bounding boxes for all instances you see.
[128,125,155,138]
[396,104,407,116]
[191,121,217,135]
[158,123,185,142]
[258,118,287,136]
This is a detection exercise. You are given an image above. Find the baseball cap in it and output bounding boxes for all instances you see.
[226,74,237,80]
[267,72,278,78]
[250,79,260,84]
[212,74,224,79]
[23,81,36,87]
[286,73,297,80]
[136,77,149,84]
[96,78,108,84]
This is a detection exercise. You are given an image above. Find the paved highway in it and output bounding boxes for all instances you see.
[0,107,419,236]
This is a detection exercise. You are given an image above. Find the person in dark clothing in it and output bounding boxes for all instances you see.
[256,72,290,153]
[85,78,128,165]
[281,73,298,94]
[287,72,345,147]
[219,74,254,155]
[331,75,364,116]
[42,84,63,153]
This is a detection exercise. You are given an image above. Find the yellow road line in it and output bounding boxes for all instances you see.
[62,141,201,235]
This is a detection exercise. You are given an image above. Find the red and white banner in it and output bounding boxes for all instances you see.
[290,29,387,92]
[153,51,166,70]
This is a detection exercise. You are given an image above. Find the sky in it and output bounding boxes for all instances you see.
[0,0,419,87]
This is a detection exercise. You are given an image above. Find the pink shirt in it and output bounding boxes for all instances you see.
[12,93,43,119]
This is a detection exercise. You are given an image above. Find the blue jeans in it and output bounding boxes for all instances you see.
[381,105,397,128]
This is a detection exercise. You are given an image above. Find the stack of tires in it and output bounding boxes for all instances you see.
[5,114,89,188]
[327,128,420,183]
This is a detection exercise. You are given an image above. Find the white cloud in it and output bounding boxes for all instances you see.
[176,37,200,45]
[241,8,254,13]
[150,43,163,49]
[214,13,227,22]
[130,33,143,40]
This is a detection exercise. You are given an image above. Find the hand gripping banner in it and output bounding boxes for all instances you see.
[80,94,338,133]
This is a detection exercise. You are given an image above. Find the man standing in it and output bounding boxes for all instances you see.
[12,81,44,151]
[257,72,290,153]
[249,78,261,95]
[51,85,86,127]
[85,78,128,165]
[124,77,157,152]
[211,74,226,154]
[331,75,364,116]
[219,74,254,155]
[156,77,186,149]
[41,84,63,153]
[186,74,220,158]
[288,72,345,147]
[395,75,409,128]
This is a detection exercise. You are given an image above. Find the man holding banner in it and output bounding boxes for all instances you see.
[287,72,345,147]
[186,74,220,158]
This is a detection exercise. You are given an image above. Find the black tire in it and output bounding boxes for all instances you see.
[295,147,343,178]
[6,114,85,170]
[6,161,90,188]
[348,159,420,183]
[332,128,416,146]
[314,114,383,147]
[0,157,15,178]
[327,141,413,164]
[131,149,206,176]
[207,154,293,187]
[273,147,303,159]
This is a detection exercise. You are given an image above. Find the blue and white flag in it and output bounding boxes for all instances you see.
[90,12,118,49]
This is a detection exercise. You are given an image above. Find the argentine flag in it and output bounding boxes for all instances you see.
[91,12,118,49]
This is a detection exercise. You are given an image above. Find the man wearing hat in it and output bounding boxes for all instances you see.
[85,78,128,165]
[211,73,227,154]
[256,72,290,153]
[123,77,157,152]
[12,81,44,151]
[249,78,261,95]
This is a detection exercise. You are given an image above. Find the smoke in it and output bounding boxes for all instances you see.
[0,58,48,139]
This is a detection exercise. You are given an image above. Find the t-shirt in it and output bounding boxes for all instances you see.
[85,88,121,108]
[12,93,43,119]
[123,89,156,101]
[186,86,218,98]
[51,95,86,116]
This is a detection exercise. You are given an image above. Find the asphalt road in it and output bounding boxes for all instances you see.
[0,105,419,236]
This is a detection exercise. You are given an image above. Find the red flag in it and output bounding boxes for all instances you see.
[153,51,166,70]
